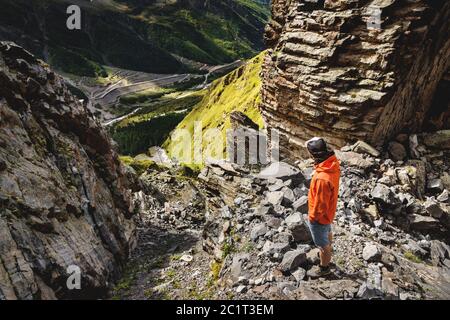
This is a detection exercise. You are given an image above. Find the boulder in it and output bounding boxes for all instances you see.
[335,151,375,171]
[371,184,399,208]
[262,241,290,257]
[257,162,304,186]
[422,130,450,149]
[266,217,282,229]
[388,141,407,161]
[230,254,249,282]
[285,213,312,242]
[279,249,308,273]
[430,241,450,267]
[281,187,295,206]
[351,140,381,157]
[408,215,440,232]
[266,191,284,206]
[292,195,308,214]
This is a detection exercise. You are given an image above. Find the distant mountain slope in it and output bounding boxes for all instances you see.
[0,0,270,76]
[119,0,270,64]
[164,52,265,165]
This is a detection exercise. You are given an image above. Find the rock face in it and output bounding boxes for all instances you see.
[0,42,136,299]
[261,0,450,161]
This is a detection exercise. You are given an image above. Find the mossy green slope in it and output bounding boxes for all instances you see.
[163,52,265,165]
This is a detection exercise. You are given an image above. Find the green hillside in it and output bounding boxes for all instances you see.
[163,52,265,166]
[0,0,270,76]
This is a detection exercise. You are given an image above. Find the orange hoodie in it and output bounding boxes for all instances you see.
[308,154,341,225]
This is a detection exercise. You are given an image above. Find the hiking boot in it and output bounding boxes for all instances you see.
[307,265,332,279]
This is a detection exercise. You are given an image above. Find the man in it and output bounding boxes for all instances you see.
[305,137,340,278]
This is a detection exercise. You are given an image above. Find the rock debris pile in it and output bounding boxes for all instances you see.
[198,133,450,300]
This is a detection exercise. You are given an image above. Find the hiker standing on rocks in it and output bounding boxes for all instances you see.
[305,137,341,278]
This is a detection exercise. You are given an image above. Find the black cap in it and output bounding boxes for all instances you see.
[306,137,334,164]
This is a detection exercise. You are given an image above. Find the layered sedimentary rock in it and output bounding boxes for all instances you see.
[261,0,450,161]
[0,42,136,299]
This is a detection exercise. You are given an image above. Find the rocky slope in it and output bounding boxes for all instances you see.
[261,0,450,161]
[0,42,136,299]
[111,131,450,300]
[196,134,450,299]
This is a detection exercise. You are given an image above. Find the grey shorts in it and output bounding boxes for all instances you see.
[307,220,332,248]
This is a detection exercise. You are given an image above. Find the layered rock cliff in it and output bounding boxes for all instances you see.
[0,42,136,299]
[261,0,450,161]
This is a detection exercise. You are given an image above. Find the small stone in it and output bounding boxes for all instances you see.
[258,204,274,216]
[180,254,193,262]
[363,204,380,219]
[424,198,444,219]
[427,179,444,193]
[351,225,362,235]
[221,206,233,219]
[230,254,249,282]
[237,276,249,285]
[266,217,282,229]
[266,191,284,206]
[356,282,383,300]
[252,285,267,294]
[262,240,290,258]
[236,285,247,293]
[388,141,407,161]
[371,184,399,207]
[251,223,268,241]
[306,248,321,265]
[362,244,381,262]
[437,190,449,203]
[257,162,304,185]
[292,268,306,282]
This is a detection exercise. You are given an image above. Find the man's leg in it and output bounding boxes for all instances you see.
[320,244,332,267]
[308,228,332,278]
[328,232,333,253]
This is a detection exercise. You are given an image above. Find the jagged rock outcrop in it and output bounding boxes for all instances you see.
[0,42,136,299]
[261,0,450,161]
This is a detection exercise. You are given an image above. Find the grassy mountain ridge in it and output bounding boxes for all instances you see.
[0,0,270,76]
[164,52,265,165]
